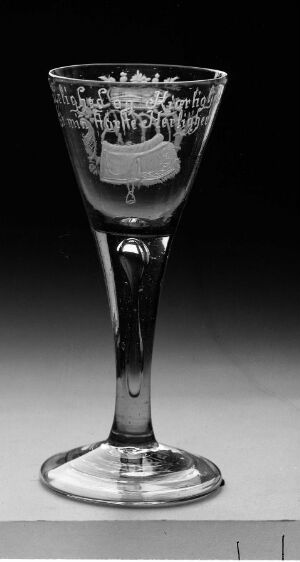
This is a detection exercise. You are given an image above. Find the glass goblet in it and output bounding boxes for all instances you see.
[40,64,228,505]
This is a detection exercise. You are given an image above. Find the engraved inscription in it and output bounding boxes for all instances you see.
[50,72,222,204]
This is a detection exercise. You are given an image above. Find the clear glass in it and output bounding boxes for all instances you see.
[40,63,228,506]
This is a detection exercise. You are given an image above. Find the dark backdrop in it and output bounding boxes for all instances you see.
[1,0,298,245]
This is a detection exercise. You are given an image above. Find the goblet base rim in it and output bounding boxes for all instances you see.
[40,441,224,506]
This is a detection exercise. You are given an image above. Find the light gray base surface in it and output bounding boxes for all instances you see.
[0,521,299,559]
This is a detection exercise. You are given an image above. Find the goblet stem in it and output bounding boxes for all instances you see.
[94,230,172,447]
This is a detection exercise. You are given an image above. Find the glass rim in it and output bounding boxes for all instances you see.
[48,63,228,86]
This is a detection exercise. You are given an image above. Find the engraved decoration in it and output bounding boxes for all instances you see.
[79,71,184,205]
[100,133,180,204]
[52,70,219,205]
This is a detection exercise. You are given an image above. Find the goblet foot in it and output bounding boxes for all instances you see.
[40,441,224,506]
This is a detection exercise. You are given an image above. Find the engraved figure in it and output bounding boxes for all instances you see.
[77,75,188,204]
[100,132,180,205]
[80,118,99,175]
